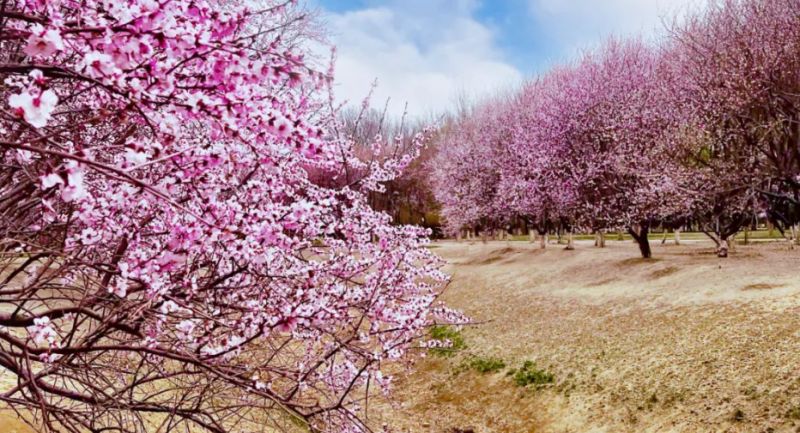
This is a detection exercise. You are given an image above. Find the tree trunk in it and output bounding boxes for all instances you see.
[538,229,547,249]
[529,229,536,243]
[595,231,606,248]
[565,230,575,250]
[481,230,488,244]
[628,225,652,259]
[793,225,800,247]
[702,230,725,257]
[661,230,668,245]
[456,230,463,242]
[674,228,681,246]
[706,229,732,258]
[717,238,729,258]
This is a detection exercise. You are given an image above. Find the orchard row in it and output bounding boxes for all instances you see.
[431,0,800,258]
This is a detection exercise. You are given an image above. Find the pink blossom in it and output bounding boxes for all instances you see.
[124,148,148,165]
[40,172,63,189]
[176,320,196,338]
[61,163,87,202]
[109,279,128,298]
[28,317,57,346]
[79,227,102,245]
[82,51,119,77]
[276,316,298,333]
[160,300,182,315]
[24,27,64,57]
[39,353,63,363]
[8,89,58,128]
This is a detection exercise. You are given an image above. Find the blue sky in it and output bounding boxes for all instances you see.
[311,0,701,117]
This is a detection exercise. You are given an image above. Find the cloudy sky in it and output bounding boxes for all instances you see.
[311,0,702,117]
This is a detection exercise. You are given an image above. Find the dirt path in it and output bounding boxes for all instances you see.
[370,240,800,433]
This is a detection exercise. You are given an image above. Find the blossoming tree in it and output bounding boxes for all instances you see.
[548,40,688,258]
[0,1,457,432]
[430,0,800,259]
[431,100,512,238]
[667,0,800,255]
[433,40,690,258]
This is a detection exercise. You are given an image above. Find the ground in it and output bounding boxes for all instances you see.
[4,238,800,433]
[369,238,800,433]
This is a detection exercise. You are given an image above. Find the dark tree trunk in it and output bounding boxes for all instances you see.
[628,224,652,259]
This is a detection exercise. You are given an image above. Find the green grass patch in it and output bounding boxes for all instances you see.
[428,325,466,357]
[508,361,555,387]
[464,356,506,374]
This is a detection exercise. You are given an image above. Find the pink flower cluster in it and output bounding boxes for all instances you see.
[0,1,458,432]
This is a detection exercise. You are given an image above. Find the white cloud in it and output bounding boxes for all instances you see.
[529,0,704,56]
[321,1,523,118]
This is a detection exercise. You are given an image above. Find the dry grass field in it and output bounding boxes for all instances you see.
[5,238,800,433]
[0,415,36,433]
[368,239,800,433]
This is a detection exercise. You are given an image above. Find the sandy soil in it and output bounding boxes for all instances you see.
[369,239,800,433]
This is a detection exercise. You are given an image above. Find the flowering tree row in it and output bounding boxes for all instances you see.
[330,106,442,233]
[432,0,800,258]
[0,1,460,432]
